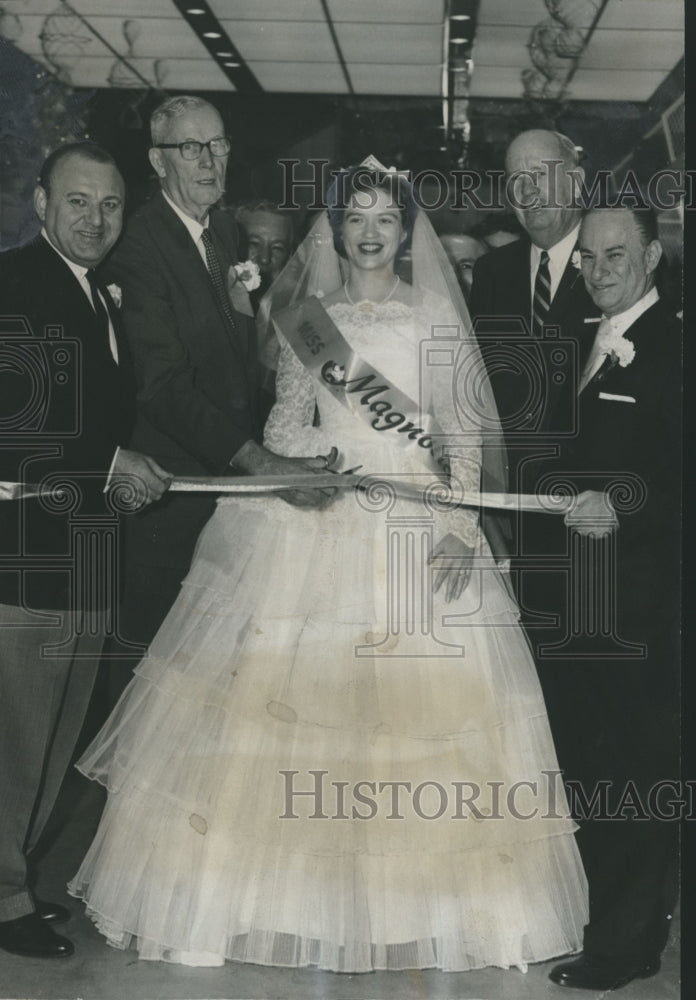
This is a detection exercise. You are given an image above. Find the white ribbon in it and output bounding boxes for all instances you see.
[0,473,573,513]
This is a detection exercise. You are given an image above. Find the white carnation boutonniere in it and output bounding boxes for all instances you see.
[571,250,582,271]
[608,335,636,368]
[229,260,261,292]
[106,283,122,308]
[598,326,636,369]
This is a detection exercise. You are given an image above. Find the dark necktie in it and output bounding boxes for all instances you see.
[86,269,112,356]
[201,228,237,332]
[531,249,551,338]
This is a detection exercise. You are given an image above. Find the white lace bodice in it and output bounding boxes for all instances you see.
[264,298,481,546]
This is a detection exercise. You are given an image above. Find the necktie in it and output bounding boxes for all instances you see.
[86,270,112,354]
[531,249,551,338]
[578,316,611,393]
[201,228,237,332]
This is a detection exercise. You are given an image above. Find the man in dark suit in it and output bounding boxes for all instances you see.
[531,207,680,991]
[470,129,598,500]
[469,128,600,627]
[105,97,329,695]
[0,142,170,958]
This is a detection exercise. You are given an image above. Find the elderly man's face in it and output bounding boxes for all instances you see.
[505,131,581,249]
[579,210,662,317]
[34,152,124,268]
[149,106,227,223]
[439,233,487,296]
[243,210,293,281]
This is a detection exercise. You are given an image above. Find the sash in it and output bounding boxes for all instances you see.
[273,297,449,475]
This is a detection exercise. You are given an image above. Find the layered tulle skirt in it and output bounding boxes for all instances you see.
[69,490,587,971]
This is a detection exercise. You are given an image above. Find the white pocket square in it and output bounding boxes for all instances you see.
[598,392,636,403]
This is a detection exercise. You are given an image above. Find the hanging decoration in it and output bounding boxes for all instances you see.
[522,0,605,110]
[39,2,93,85]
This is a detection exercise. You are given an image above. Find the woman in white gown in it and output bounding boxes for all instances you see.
[69,163,587,973]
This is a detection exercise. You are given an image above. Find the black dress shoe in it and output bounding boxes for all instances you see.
[0,913,74,958]
[549,953,660,990]
[34,899,70,924]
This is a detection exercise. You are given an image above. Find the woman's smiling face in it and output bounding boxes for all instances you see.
[340,187,406,272]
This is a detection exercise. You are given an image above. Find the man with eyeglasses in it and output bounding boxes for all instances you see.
[102,96,330,705]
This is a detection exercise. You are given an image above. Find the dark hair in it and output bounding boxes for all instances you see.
[626,206,659,246]
[585,204,659,247]
[470,212,524,241]
[326,165,417,260]
[38,141,119,195]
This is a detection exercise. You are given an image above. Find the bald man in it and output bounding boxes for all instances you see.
[469,130,599,577]
[470,130,598,466]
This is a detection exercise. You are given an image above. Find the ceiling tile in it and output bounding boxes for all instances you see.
[222,18,336,61]
[335,23,443,64]
[477,0,549,28]
[599,0,683,31]
[473,31,536,69]
[1,0,177,15]
[212,0,325,21]
[24,54,234,90]
[349,62,441,96]
[569,69,669,101]
[327,0,446,24]
[582,28,684,71]
[249,60,348,93]
[13,14,211,60]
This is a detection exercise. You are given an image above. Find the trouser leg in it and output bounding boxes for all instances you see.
[0,604,102,920]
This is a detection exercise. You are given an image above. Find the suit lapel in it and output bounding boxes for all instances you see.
[36,241,116,365]
[153,194,248,359]
[210,209,250,358]
[579,300,662,396]
[510,240,533,328]
[548,257,583,323]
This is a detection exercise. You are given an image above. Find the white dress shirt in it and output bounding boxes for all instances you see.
[578,286,659,393]
[529,224,581,303]
[161,190,210,267]
[41,230,119,364]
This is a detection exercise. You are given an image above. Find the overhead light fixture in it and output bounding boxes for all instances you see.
[203,31,222,38]
[450,14,471,20]
[216,51,235,57]
[451,37,469,44]
[186,7,206,13]
[223,62,240,68]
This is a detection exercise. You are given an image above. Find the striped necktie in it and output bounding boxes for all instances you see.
[531,249,551,338]
[201,227,237,332]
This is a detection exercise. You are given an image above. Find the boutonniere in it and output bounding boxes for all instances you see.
[229,260,261,292]
[571,250,581,271]
[106,283,122,308]
[597,327,636,369]
[608,338,636,368]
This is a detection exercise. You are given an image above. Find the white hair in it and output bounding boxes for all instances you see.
[150,96,221,145]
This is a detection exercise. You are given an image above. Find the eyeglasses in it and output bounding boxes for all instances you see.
[154,137,231,160]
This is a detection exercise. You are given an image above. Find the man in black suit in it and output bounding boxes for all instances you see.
[469,127,600,632]
[470,128,598,510]
[106,97,329,695]
[0,143,170,958]
[533,207,680,990]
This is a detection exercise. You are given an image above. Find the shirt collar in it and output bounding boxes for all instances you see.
[162,189,209,243]
[602,286,659,337]
[530,224,581,272]
[41,229,89,282]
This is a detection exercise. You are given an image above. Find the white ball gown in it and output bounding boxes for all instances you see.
[69,296,588,972]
